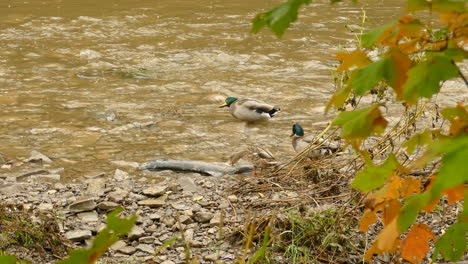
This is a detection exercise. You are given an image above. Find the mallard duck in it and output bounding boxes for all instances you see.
[228,146,278,175]
[219,97,280,122]
[290,123,340,159]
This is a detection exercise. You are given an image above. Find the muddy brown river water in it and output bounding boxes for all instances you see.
[3,0,459,180]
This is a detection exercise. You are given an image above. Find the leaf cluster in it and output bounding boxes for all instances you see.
[252,0,467,262]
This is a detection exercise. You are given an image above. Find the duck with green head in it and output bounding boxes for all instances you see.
[219,97,280,122]
[228,145,277,175]
[290,123,340,158]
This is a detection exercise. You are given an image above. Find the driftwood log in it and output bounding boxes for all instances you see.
[140,159,253,176]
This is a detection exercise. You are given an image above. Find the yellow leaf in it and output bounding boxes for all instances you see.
[193,196,203,201]
[336,50,372,71]
[401,223,435,263]
[376,219,400,252]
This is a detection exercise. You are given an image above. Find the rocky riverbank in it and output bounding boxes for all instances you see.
[3,151,333,263]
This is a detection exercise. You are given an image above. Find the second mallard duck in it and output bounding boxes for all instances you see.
[219,97,280,122]
[291,123,341,159]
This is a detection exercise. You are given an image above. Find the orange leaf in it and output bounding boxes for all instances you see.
[442,184,466,204]
[385,175,402,199]
[390,50,412,99]
[382,199,402,225]
[376,219,400,252]
[398,40,420,54]
[336,50,372,71]
[377,26,397,46]
[359,209,378,232]
[401,223,435,263]
[423,197,439,212]
[400,177,422,198]
[398,17,424,38]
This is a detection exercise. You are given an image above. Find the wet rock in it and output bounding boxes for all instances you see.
[16,169,49,181]
[111,160,140,168]
[78,211,99,222]
[142,185,167,197]
[98,201,120,211]
[128,225,145,241]
[177,176,200,193]
[35,174,61,181]
[116,246,137,255]
[83,172,105,179]
[194,211,214,223]
[138,195,167,208]
[69,198,97,212]
[27,150,52,163]
[114,169,129,181]
[110,240,126,251]
[136,244,154,254]
[65,230,92,242]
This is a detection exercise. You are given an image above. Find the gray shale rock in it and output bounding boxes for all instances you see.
[142,185,167,197]
[65,230,92,242]
[138,195,167,207]
[128,225,145,241]
[110,240,127,251]
[69,198,97,212]
[194,211,214,223]
[136,244,154,254]
[27,150,53,163]
[117,246,137,255]
[98,201,119,211]
[107,190,129,203]
[78,211,99,222]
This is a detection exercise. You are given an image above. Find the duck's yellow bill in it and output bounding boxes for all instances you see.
[219,103,228,108]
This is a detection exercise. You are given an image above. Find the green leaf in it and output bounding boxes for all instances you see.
[252,0,311,37]
[154,235,179,255]
[432,222,468,261]
[361,22,395,48]
[348,57,390,96]
[403,55,459,104]
[398,192,431,232]
[106,208,137,235]
[0,255,18,264]
[332,104,388,142]
[352,154,400,192]
[403,130,433,155]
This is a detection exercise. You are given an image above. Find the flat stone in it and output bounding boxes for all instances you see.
[142,185,167,197]
[116,246,136,255]
[37,203,53,211]
[160,261,175,264]
[110,240,127,251]
[86,178,105,196]
[179,215,192,224]
[149,213,162,220]
[138,195,166,208]
[107,190,128,203]
[138,236,155,243]
[177,176,200,193]
[78,211,99,222]
[27,150,52,163]
[65,230,92,242]
[111,160,140,168]
[98,201,119,211]
[209,213,222,226]
[69,198,97,212]
[136,244,154,254]
[35,174,61,181]
[128,225,145,241]
[194,211,214,223]
[170,201,192,211]
[113,169,129,181]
